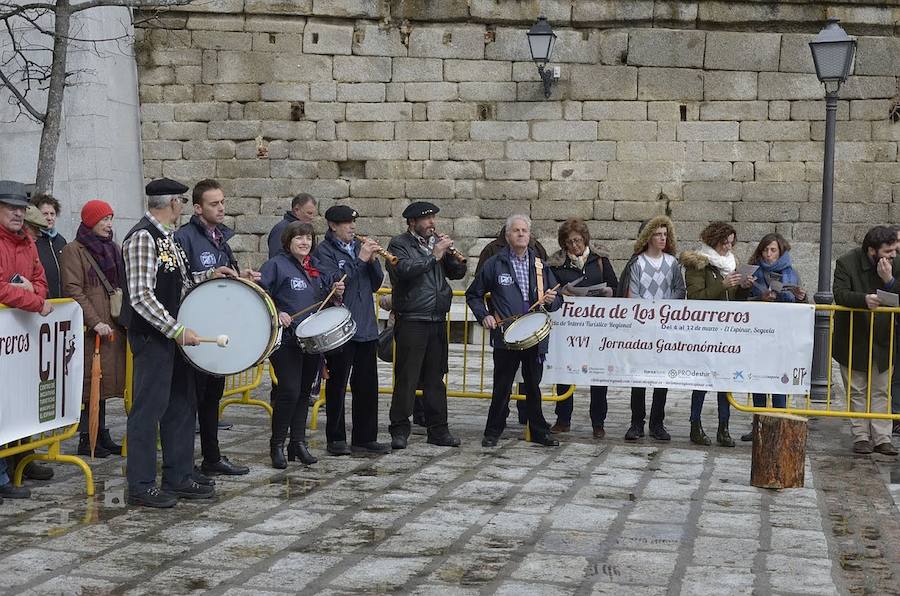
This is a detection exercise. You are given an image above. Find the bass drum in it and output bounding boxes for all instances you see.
[178,277,281,376]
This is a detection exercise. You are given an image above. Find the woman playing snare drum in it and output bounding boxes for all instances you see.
[259,222,344,469]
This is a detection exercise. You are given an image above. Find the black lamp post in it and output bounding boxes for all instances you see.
[808,18,857,401]
[526,16,558,98]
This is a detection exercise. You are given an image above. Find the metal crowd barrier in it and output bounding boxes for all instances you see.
[728,304,900,421]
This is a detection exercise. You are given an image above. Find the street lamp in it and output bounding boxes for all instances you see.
[808,18,857,401]
[526,16,558,98]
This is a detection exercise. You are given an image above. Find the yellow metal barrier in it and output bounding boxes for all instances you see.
[728,304,900,421]
[0,299,94,495]
[305,289,574,430]
[219,363,270,417]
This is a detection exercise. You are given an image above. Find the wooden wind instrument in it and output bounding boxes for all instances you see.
[355,234,399,265]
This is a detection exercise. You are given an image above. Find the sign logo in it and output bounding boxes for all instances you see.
[290,278,308,291]
[199,251,216,267]
[338,259,347,270]
[733,371,744,381]
[792,367,807,386]
[498,273,513,286]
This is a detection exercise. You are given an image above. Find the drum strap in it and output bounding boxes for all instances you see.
[535,257,545,307]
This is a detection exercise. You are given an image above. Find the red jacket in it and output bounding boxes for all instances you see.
[0,224,48,312]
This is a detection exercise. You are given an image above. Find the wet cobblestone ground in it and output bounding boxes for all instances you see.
[1,349,899,595]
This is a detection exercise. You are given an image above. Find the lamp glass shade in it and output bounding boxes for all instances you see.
[809,19,856,82]
[527,17,556,64]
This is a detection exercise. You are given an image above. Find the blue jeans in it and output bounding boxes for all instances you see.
[0,457,9,487]
[751,393,787,408]
[554,385,608,428]
[690,391,730,424]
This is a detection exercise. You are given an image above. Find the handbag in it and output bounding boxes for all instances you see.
[82,248,123,321]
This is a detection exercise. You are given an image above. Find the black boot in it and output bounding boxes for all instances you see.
[690,422,711,446]
[287,441,317,465]
[78,433,110,458]
[270,439,287,469]
[98,430,122,455]
[717,423,735,448]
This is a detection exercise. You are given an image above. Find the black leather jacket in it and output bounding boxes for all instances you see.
[387,231,467,321]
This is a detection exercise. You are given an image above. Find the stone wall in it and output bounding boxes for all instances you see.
[134,1,900,286]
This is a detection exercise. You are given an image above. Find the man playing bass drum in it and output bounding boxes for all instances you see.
[466,214,562,448]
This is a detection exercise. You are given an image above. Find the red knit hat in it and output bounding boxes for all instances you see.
[81,200,114,228]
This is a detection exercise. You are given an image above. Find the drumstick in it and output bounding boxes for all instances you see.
[289,301,324,321]
[315,274,348,314]
[527,283,560,312]
[195,335,229,347]
[491,284,561,328]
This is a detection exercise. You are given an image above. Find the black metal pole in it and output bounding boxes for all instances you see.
[810,89,839,401]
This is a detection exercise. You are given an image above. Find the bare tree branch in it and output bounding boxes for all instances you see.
[0,66,44,120]
[70,0,192,13]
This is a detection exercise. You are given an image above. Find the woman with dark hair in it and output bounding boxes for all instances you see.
[680,222,751,447]
[60,200,126,457]
[739,233,807,440]
[259,221,344,468]
[32,193,67,299]
[546,218,617,438]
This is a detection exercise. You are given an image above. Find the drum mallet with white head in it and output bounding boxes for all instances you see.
[195,335,230,347]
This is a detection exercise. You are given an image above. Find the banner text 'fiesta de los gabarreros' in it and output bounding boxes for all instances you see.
[543,297,814,394]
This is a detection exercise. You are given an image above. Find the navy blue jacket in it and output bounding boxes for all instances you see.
[313,231,384,342]
[267,211,298,259]
[466,247,563,353]
[174,215,238,275]
[259,252,331,333]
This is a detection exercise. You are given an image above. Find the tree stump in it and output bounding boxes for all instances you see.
[750,412,808,489]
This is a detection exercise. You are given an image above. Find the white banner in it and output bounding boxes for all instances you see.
[543,297,815,394]
[0,300,84,445]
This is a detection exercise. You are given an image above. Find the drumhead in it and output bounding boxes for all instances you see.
[296,307,351,338]
[504,312,549,343]
[178,278,277,375]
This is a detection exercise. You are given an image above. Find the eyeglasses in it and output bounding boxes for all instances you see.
[565,237,585,246]
[179,196,189,204]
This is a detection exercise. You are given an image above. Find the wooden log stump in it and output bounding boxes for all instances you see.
[750,412,808,489]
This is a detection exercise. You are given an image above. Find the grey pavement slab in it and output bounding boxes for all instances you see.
[0,351,881,595]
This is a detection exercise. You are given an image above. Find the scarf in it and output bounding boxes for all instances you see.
[76,223,119,287]
[204,222,224,249]
[698,243,736,276]
[299,254,319,278]
[44,228,59,239]
[567,245,590,270]
[753,251,799,292]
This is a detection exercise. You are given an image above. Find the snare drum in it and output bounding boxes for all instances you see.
[178,277,281,375]
[295,306,357,354]
[502,311,551,350]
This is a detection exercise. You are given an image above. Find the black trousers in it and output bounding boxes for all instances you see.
[324,340,379,445]
[630,387,668,428]
[554,384,609,428]
[126,332,196,493]
[78,400,107,432]
[196,371,226,464]
[270,342,319,443]
[389,320,449,438]
[485,346,551,441]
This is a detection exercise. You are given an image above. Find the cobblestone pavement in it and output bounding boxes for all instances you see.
[1,349,899,595]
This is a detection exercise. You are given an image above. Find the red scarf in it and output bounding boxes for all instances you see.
[301,255,319,278]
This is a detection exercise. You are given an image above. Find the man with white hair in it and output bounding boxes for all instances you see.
[466,214,563,447]
[120,177,237,508]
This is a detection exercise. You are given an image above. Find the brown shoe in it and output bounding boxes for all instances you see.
[550,422,570,433]
[592,426,605,440]
[873,442,898,456]
[853,440,874,454]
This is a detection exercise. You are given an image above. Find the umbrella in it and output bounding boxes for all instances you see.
[88,333,102,459]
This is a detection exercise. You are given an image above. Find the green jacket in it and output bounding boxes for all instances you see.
[680,251,749,302]
[833,247,900,373]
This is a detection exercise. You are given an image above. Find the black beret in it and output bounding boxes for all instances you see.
[0,180,29,207]
[145,177,189,196]
[324,205,358,223]
[402,201,440,219]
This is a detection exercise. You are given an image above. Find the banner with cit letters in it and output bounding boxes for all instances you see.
[543,297,815,394]
[0,300,84,445]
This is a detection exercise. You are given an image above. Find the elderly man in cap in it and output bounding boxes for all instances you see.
[386,201,467,449]
[0,180,54,502]
[313,205,390,455]
[120,177,238,508]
